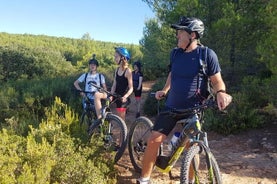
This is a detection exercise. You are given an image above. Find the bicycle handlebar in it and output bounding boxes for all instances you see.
[77,83,121,99]
[149,91,228,116]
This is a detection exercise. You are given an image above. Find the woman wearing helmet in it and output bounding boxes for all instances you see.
[137,17,232,184]
[110,47,133,121]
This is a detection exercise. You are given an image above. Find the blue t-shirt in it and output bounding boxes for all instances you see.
[132,71,143,89]
[166,46,221,109]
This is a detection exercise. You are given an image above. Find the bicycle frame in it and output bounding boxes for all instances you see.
[129,96,223,183]
[156,98,218,171]
[78,83,121,121]
[78,85,122,139]
[156,112,203,173]
[81,83,128,163]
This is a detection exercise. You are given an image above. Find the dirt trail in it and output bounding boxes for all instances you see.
[116,81,277,184]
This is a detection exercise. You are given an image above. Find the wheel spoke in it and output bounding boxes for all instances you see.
[128,117,153,173]
[88,114,127,163]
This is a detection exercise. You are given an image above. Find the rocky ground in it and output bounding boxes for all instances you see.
[115,81,277,184]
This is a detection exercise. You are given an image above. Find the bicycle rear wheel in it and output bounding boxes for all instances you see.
[180,143,222,184]
[128,116,153,173]
[88,113,127,163]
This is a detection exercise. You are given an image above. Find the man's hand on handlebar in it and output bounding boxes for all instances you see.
[155,91,166,100]
[216,93,233,111]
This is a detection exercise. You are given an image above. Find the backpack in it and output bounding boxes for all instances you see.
[169,46,214,101]
[84,72,103,89]
[198,46,214,100]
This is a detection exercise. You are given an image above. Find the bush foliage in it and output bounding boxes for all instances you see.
[0,97,117,184]
[0,1,276,180]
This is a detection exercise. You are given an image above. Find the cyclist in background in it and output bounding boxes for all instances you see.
[132,61,143,118]
[137,17,233,184]
[110,47,133,121]
[74,54,108,122]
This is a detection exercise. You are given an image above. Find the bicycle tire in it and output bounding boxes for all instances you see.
[180,143,222,184]
[88,113,127,163]
[128,116,154,173]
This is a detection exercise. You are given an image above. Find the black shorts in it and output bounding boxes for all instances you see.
[133,88,142,97]
[114,97,131,109]
[152,108,189,136]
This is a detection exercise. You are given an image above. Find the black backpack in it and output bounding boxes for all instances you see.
[84,72,103,88]
[169,46,214,100]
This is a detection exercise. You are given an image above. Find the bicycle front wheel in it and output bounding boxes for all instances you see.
[88,113,127,163]
[128,116,153,173]
[180,143,222,184]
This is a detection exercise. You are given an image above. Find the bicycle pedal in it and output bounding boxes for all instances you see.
[103,138,109,143]
[113,145,120,151]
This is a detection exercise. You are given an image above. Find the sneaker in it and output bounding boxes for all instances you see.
[136,112,140,118]
[136,178,151,184]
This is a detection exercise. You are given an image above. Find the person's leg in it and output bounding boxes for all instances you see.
[140,131,166,178]
[135,89,142,117]
[138,113,176,183]
[135,96,141,117]
[94,92,107,119]
[116,97,131,121]
[116,108,126,121]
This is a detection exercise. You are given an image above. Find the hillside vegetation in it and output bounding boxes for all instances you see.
[0,0,276,183]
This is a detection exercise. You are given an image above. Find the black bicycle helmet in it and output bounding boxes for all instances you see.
[88,54,99,66]
[171,16,204,38]
[133,61,142,71]
[133,61,141,68]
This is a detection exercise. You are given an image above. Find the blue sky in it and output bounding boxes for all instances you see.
[0,0,155,44]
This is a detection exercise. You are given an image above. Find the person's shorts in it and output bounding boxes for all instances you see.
[133,88,142,97]
[82,97,95,113]
[152,108,190,136]
[114,97,131,110]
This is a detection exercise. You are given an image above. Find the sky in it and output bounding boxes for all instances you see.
[0,0,155,44]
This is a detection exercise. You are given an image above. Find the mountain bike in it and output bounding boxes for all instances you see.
[79,92,96,128]
[77,84,128,163]
[128,93,222,183]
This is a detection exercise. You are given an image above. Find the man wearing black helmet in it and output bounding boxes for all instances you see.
[74,54,108,121]
[137,17,232,184]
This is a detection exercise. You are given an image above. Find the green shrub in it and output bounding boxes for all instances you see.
[0,97,117,184]
[0,129,24,183]
[204,92,264,135]
[143,78,166,116]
